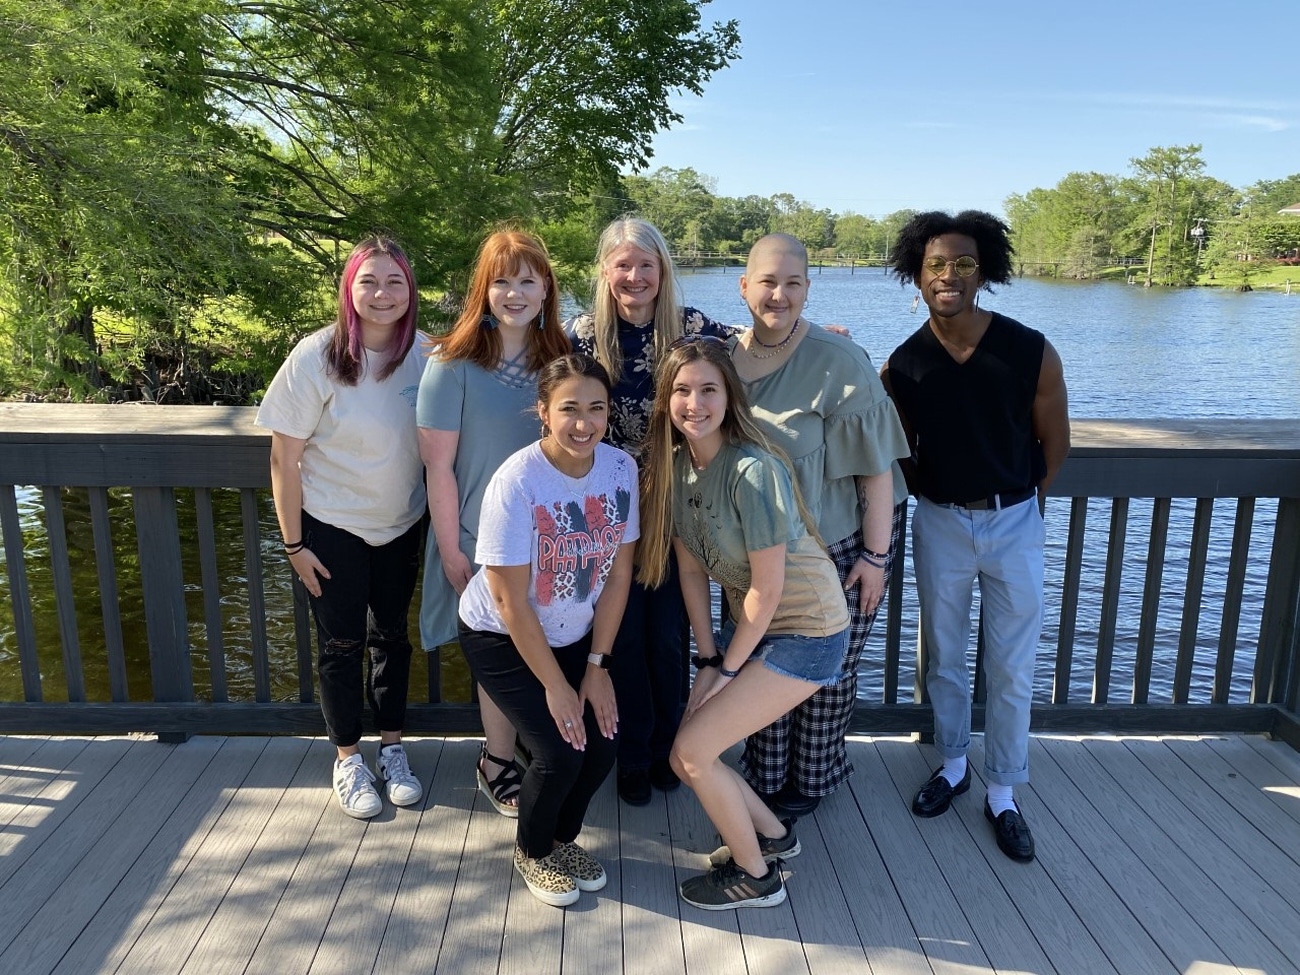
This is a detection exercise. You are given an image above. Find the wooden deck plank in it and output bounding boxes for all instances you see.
[1162,738,1300,871]
[364,738,470,972]
[500,848,565,975]
[1242,731,1300,781]
[50,737,268,975]
[1082,736,1300,970]
[245,745,378,975]
[0,732,1294,975]
[956,739,1119,975]
[308,741,438,975]
[666,762,743,975]
[433,749,517,975]
[371,737,467,974]
[0,736,163,937]
[179,738,336,975]
[0,736,224,975]
[1202,734,1300,832]
[1123,737,1300,915]
[0,736,94,835]
[779,784,871,973]
[1044,736,1298,975]
[112,737,305,973]
[556,759,622,975]
[1026,738,1233,973]
[814,740,933,975]
[846,740,993,974]
[0,734,49,791]
[976,739,1177,975]
[877,739,1058,975]
[621,784,690,974]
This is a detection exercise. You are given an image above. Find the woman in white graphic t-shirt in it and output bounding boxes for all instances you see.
[457,354,638,908]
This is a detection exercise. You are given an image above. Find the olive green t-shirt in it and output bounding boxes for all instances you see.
[672,441,849,637]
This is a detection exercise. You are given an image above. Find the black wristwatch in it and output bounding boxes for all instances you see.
[586,652,612,670]
[691,654,722,669]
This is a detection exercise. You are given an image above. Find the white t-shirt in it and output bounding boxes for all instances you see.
[459,441,640,647]
[255,328,430,545]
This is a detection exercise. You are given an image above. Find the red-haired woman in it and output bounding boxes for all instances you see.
[417,230,571,816]
[258,237,430,819]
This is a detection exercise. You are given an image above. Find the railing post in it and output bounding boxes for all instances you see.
[133,486,194,741]
[1257,497,1300,708]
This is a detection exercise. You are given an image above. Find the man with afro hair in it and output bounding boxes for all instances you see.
[881,210,1069,862]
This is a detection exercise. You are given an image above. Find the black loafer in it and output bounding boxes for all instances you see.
[984,799,1035,862]
[911,763,971,818]
[617,767,652,806]
[649,758,680,792]
[772,784,820,817]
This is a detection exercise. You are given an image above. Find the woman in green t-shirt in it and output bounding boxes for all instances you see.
[639,337,849,911]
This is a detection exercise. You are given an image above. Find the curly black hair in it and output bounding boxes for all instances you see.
[889,210,1015,288]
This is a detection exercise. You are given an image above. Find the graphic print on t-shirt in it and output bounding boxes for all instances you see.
[533,487,631,605]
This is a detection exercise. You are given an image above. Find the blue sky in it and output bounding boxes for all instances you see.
[645,0,1299,217]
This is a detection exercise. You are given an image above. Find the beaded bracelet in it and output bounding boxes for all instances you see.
[858,549,887,569]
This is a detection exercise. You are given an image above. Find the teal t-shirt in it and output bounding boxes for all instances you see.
[416,351,541,647]
[671,441,849,637]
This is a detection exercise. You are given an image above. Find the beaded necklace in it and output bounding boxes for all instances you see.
[747,318,801,359]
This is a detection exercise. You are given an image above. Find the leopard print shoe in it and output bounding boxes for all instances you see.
[552,841,607,891]
[514,846,579,907]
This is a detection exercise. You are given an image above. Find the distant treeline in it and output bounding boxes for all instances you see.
[605,147,1300,292]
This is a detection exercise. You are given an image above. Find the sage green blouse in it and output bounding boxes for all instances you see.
[736,324,910,544]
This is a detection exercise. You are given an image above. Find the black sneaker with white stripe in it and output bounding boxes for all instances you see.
[707,817,800,867]
[678,858,786,910]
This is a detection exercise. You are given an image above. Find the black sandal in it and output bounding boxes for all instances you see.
[476,745,523,818]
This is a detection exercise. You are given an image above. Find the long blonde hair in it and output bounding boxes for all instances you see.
[637,339,821,588]
[590,217,685,385]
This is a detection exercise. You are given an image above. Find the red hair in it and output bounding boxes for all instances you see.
[328,237,418,385]
[436,230,570,371]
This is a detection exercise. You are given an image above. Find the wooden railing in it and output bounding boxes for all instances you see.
[1,406,1298,748]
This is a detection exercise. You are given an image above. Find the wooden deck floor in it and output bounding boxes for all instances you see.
[2,732,1298,975]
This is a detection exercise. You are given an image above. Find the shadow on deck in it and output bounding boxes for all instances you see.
[2,733,1298,975]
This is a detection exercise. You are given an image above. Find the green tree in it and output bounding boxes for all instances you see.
[622,167,718,250]
[487,0,739,204]
[1247,174,1300,215]
[0,0,270,392]
[1127,144,1207,286]
[833,213,879,258]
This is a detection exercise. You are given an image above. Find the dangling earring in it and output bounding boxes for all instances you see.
[973,292,980,309]
[480,313,498,330]
[536,311,545,331]
[910,292,920,314]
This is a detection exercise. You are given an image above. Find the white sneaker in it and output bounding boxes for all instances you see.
[333,753,381,819]
[376,743,423,806]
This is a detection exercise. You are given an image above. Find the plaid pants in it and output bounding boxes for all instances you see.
[739,502,905,796]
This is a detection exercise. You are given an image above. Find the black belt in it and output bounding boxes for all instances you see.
[931,486,1037,511]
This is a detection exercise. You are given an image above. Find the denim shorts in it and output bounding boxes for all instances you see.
[716,622,849,687]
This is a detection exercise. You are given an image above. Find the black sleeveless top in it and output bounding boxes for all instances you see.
[888,312,1045,505]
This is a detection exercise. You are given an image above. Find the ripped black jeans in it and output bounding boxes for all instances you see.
[302,510,421,747]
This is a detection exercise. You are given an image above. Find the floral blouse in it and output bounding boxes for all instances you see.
[566,306,730,458]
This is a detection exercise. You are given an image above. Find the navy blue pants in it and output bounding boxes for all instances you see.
[610,552,687,771]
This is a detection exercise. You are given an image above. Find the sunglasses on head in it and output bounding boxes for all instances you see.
[923,256,979,277]
[669,333,727,351]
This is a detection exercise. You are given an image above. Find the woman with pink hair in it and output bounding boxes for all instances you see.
[258,237,430,819]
